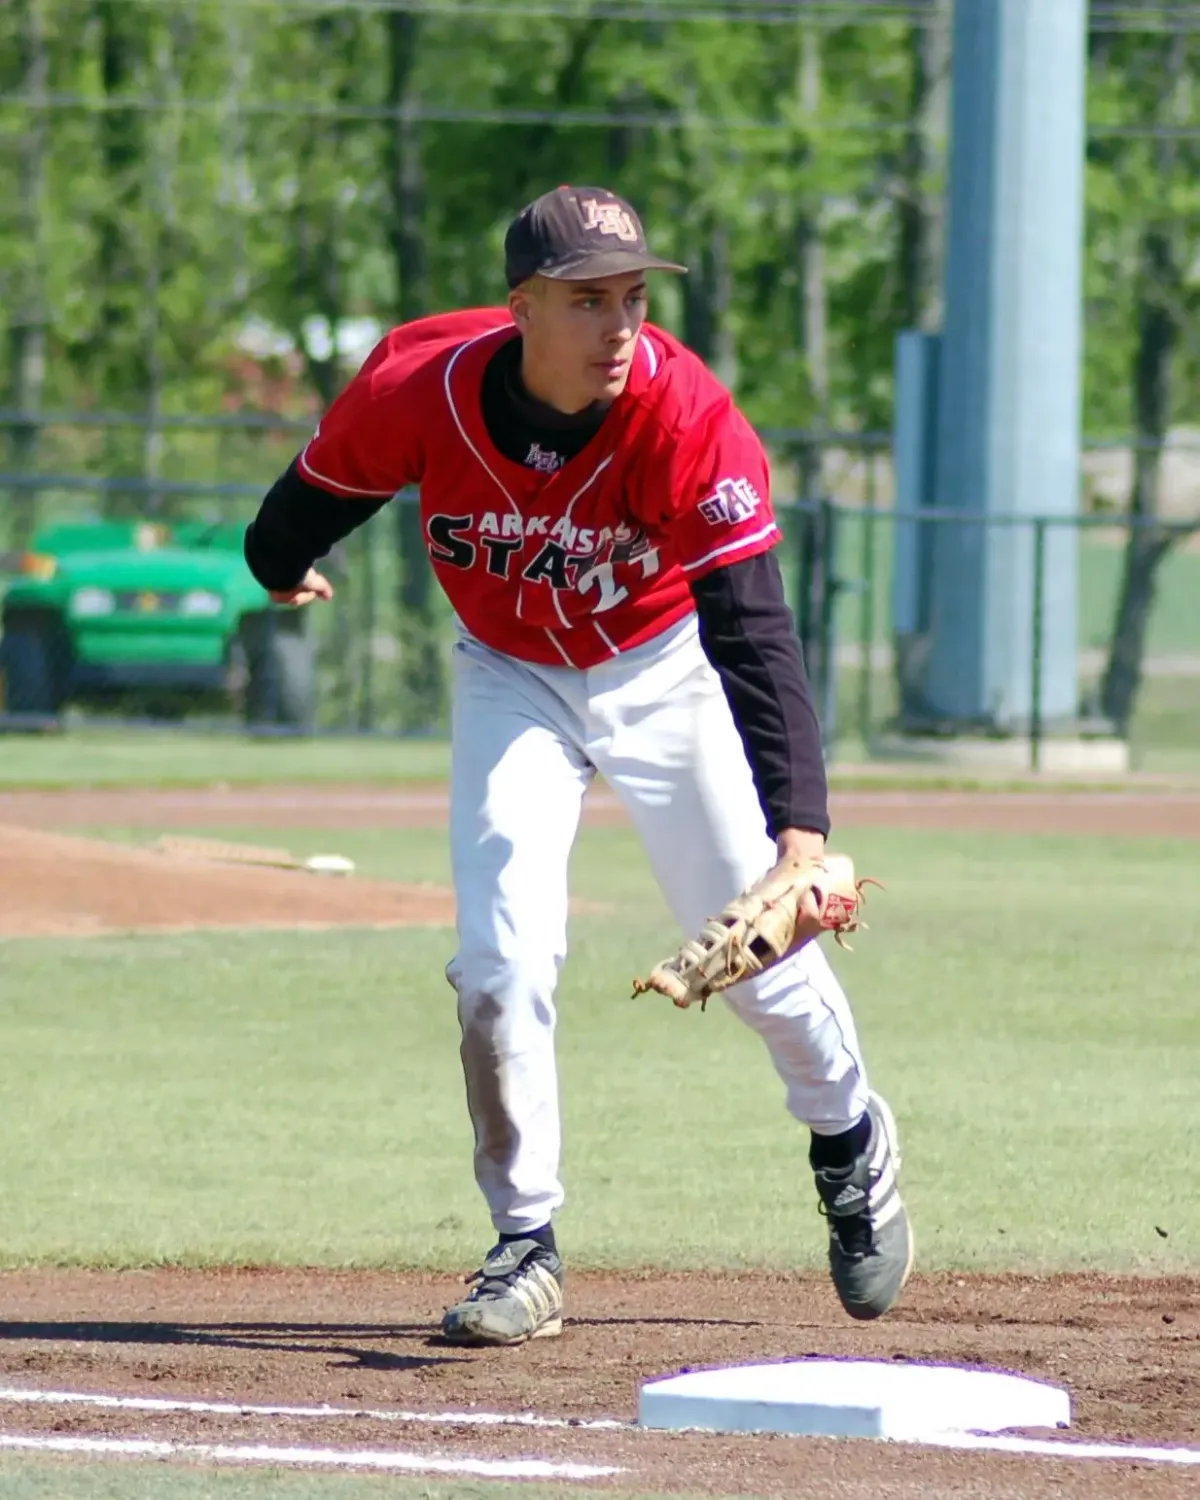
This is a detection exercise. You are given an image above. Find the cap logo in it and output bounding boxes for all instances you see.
[580,197,639,243]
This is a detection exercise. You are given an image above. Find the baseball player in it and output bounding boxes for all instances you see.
[243,185,913,1345]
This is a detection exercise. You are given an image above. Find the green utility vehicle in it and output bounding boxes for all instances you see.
[0,519,315,726]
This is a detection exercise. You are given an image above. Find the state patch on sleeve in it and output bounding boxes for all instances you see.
[698,477,762,526]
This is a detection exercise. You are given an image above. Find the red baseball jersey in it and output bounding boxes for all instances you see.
[298,308,781,668]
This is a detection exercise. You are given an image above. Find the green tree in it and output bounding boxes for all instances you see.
[1089,27,1200,730]
[1,0,49,547]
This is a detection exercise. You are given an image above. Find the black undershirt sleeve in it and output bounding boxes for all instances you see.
[243,460,390,593]
[689,550,830,841]
[245,341,599,594]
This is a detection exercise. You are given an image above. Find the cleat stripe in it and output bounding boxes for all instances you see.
[871,1192,905,1231]
[869,1161,896,1203]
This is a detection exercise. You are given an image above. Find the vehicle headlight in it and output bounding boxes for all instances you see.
[72,587,116,617]
[179,589,224,618]
[19,553,57,580]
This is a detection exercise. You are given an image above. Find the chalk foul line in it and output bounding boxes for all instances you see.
[0,1432,622,1480]
[915,1430,1200,1466]
[0,1384,629,1432]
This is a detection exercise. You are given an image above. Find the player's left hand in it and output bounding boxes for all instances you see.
[772,826,827,871]
[269,567,334,607]
[751,826,828,897]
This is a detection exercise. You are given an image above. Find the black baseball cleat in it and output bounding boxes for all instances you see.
[440,1238,564,1346]
[812,1091,914,1321]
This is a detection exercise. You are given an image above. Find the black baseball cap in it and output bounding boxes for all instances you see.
[504,185,688,289]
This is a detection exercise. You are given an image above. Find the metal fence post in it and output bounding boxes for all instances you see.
[857,501,878,748]
[263,607,278,726]
[818,497,839,749]
[359,523,375,732]
[1030,517,1047,772]
[793,498,816,691]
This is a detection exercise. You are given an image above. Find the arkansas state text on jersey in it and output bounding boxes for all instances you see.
[297,309,781,668]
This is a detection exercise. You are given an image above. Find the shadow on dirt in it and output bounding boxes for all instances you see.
[0,1320,462,1371]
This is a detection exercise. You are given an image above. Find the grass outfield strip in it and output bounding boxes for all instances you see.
[0,823,1196,1274]
[0,730,453,788]
[0,1462,698,1500]
[0,724,1189,792]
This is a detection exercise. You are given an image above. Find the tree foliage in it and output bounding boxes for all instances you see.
[7,5,1194,447]
[1,2,1197,727]
[0,2,954,435]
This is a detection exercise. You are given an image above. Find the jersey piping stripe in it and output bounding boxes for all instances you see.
[443,326,534,620]
[594,621,620,656]
[561,454,615,520]
[639,334,659,378]
[550,454,617,646]
[544,629,574,666]
[443,328,523,516]
[297,449,398,499]
[680,520,780,573]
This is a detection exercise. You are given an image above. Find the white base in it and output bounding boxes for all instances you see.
[638,1359,1070,1441]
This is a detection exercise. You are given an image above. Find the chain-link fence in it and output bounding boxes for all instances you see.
[773,429,1200,774]
[800,497,1200,776]
[4,424,1200,775]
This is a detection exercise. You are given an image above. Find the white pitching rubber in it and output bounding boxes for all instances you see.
[303,854,356,875]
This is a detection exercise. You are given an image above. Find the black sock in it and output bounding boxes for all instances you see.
[809,1111,872,1172]
[499,1223,557,1254]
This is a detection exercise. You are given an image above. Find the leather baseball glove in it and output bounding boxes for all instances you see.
[631,853,878,1011]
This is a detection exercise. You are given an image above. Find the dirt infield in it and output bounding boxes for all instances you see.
[0,823,457,938]
[4,783,1200,838]
[0,1268,1196,1496]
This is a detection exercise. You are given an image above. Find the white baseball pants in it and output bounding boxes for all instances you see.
[444,613,872,1236]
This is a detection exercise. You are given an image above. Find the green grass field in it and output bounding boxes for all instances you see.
[0,1467,701,1500]
[0,730,453,788]
[2,820,1196,1274]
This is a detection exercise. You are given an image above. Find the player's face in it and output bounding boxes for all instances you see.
[512,272,649,412]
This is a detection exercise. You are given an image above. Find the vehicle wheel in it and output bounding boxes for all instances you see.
[240,614,317,730]
[0,613,69,716]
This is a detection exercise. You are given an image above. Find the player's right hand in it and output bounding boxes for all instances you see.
[269,568,334,607]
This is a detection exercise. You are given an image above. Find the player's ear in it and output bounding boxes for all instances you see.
[509,275,543,334]
[509,290,530,332]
